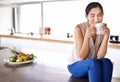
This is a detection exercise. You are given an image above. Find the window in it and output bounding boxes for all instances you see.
[15,4,42,34]
[14,0,120,38]
[15,1,89,38]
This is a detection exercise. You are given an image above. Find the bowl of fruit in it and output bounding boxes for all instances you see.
[3,49,36,65]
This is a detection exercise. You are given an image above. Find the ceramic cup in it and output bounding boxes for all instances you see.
[95,23,105,35]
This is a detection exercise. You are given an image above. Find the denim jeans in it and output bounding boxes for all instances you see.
[67,58,113,82]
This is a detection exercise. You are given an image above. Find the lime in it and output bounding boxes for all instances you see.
[9,57,15,62]
[29,54,34,60]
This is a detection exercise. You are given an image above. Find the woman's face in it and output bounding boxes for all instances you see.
[86,7,104,25]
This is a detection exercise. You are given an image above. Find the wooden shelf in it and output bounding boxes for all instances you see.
[108,42,120,49]
[0,34,73,44]
[1,34,120,49]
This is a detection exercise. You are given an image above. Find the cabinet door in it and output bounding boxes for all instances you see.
[106,48,120,78]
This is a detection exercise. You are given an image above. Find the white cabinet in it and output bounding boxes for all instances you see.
[1,36,120,78]
[0,37,73,55]
[0,37,74,67]
[105,48,120,78]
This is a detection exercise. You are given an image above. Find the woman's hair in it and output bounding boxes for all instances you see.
[85,2,104,15]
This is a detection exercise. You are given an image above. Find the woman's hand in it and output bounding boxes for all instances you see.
[97,24,110,58]
[85,24,96,39]
[103,24,110,37]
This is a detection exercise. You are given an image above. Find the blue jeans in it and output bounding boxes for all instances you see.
[67,58,113,82]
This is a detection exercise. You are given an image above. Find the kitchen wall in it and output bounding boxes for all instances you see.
[0,7,12,34]
[0,0,120,35]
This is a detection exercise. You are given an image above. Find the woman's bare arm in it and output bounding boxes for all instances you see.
[74,25,89,60]
[97,25,110,58]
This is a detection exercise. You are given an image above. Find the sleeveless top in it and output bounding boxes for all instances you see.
[68,22,104,64]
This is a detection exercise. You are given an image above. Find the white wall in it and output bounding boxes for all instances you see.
[0,0,120,35]
[0,7,12,34]
[101,1,120,35]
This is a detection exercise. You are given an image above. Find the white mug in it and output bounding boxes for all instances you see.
[95,23,105,35]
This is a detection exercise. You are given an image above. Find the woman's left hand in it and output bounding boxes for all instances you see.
[103,24,110,37]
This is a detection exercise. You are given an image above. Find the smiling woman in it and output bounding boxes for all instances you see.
[67,2,113,82]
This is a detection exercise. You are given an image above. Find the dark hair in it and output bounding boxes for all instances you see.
[85,2,104,15]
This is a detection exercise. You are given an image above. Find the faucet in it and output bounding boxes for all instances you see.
[10,27,15,35]
[67,33,73,38]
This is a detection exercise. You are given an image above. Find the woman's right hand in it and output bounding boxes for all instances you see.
[85,24,96,39]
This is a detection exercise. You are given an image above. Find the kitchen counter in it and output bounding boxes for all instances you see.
[0,40,119,82]
[0,49,88,82]
[1,34,120,49]
[0,34,73,44]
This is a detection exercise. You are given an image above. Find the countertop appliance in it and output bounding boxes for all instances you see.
[109,35,120,43]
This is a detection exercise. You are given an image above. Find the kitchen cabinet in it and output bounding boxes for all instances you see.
[1,35,120,78]
[0,37,73,55]
[105,48,120,78]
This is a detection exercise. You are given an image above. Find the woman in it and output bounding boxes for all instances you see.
[68,2,113,82]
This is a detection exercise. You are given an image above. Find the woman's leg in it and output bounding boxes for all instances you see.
[67,58,102,82]
[99,58,113,82]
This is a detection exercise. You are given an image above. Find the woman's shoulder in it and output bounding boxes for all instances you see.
[75,24,81,32]
[76,22,87,27]
[75,22,87,30]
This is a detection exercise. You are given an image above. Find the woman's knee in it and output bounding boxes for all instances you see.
[101,58,113,69]
[87,58,101,69]
[100,58,113,67]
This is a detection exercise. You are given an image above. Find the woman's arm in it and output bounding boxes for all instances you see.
[74,24,96,60]
[74,25,89,60]
[97,25,110,58]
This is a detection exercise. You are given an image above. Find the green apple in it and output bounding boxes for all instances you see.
[9,57,15,62]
